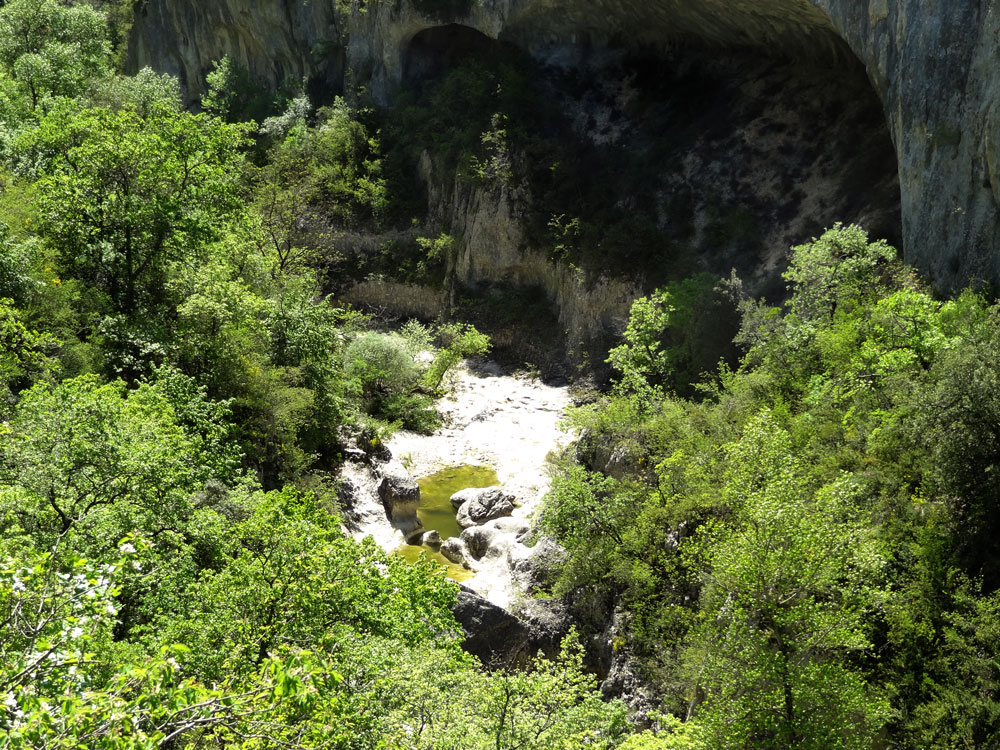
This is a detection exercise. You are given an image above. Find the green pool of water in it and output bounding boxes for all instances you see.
[416,464,499,540]
[395,464,499,582]
[395,545,475,582]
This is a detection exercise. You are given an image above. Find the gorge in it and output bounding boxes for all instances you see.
[5,1,1000,747]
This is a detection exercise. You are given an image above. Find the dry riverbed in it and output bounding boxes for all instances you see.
[355,360,575,609]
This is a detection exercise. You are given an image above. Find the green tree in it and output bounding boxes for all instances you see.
[161,489,462,682]
[0,0,111,110]
[22,102,250,313]
[0,297,56,404]
[422,322,490,392]
[88,67,183,118]
[253,96,387,273]
[688,414,889,749]
[608,274,734,396]
[0,543,357,748]
[377,630,629,750]
[0,373,239,549]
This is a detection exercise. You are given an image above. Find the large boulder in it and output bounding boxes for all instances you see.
[375,460,423,539]
[452,486,515,528]
[452,586,531,668]
[440,537,468,566]
[460,526,501,560]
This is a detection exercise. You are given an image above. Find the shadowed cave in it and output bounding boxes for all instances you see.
[400,22,901,297]
[403,24,518,91]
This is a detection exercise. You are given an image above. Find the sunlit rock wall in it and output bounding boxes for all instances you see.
[127,0,344,101]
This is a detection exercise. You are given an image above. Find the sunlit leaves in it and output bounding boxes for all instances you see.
[0,0,111,109]
[21,102,251,313]
[0,372,238,550]
[689,414,889,749]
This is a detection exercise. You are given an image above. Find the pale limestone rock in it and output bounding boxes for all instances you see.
[451,486,516,528]
[375,460,423,539]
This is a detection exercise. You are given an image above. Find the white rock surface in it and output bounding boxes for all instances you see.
[386,361,575,609]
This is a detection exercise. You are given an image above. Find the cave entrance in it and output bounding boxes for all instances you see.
[395,21,901,300]
[403,24,513,91]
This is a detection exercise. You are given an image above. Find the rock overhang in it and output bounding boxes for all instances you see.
[128,0,1000,289]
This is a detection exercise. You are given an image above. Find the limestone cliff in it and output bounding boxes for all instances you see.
[129,0,1000,290]
[127,0,344,101]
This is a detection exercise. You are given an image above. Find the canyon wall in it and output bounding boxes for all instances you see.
[129,0,1000,290]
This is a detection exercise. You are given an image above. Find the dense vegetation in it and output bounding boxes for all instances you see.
[543,224,1000,748]
[0,1,997,748]
[0,1,626,747]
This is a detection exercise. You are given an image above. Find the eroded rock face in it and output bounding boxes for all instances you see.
[510,536,568,593]
[127,0,344,103]
[376,460,424,540]
[130,0,1000,288]
[452,486,516,528]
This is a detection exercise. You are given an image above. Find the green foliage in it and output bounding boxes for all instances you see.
[161,489,462,680]
[0,546,123,701]
[689,414,889,749]
[343,327,435,432]
[0,373,240,550]
[345,330,423,401]
[0,0,112,109]
[618,717,708,750]
[255,97,387,274]
[202,55,292,125]
[608,274,737,396]
[21,101,251,314]
[0,221,38,303]
[0,539,370,747]
[271,97,387,228]
[422,322,490,392]
[84,0,136,67]
[468,112,513,186]
[0,296,56,402]
[88,66,183,117]
[545,225,1000,747]
[376,629,629,749]
[608,289,675,392]
[341,321,487,431]
[413,231,454,281]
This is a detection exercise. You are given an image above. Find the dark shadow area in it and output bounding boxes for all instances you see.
[375,27,901,377]
[404,24,518,94]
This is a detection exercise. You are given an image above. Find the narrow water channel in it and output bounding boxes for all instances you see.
[395,465,499,581]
